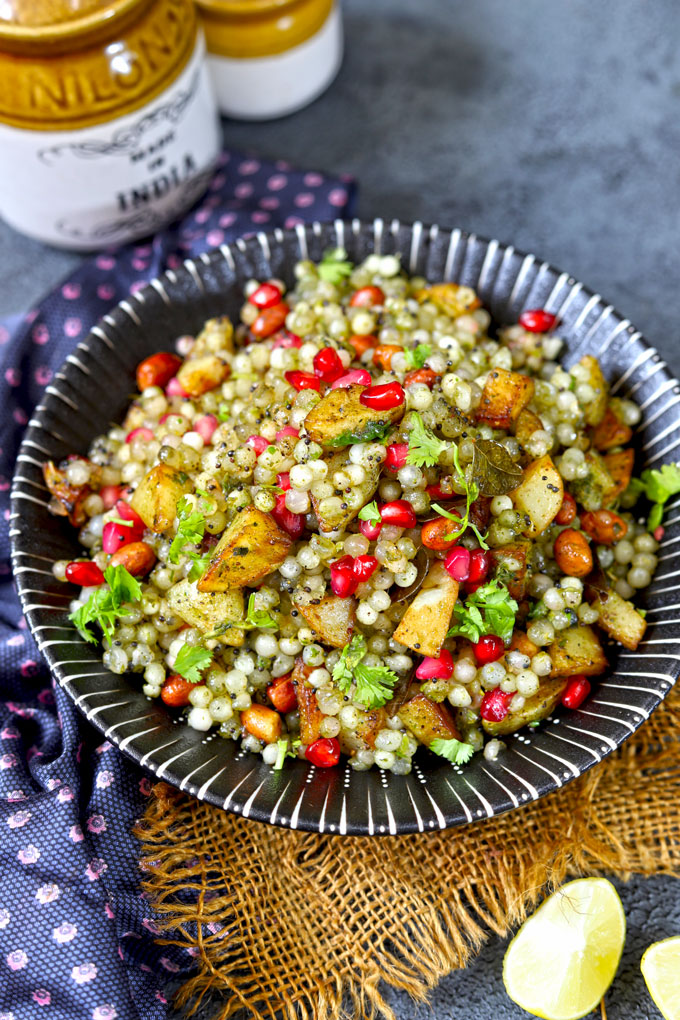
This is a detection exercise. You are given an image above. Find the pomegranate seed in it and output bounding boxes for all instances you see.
[115,500,145,531]
[480,689,512,722]
[65,561,105,586]
[352,554,378,581]
[285,370,321,392]
[313,347,344,381]
[276,472,291,491]
[518,308,558,333]
[102,520,134,554]
[331,369,372,389]
[465,581,484,594]
[654,525,665,542]
[126,427,154,444]
[385,443,409,472]
[473,634,505,665]
[379,500,416,529]
[415,649,454,681]
[247,435,269,457]
[99,485,121,510]
[251,302,289,339]
[349,286,385,308]
[561,675,591,710]
[271,493,305,539]
[165,377,188,398]
[249,282,282,309]
[330,556,359,598]
[467,549,490,585]
[359,518,382,541]
[305,736,341,767]
[275,426,299,441]
[194,414,219,444]
[272,330,302,349]
[426,482,451,501]
[359,381,405,411]
[443,545,471,582]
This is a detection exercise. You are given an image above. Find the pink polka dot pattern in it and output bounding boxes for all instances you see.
[0,146,355,1020]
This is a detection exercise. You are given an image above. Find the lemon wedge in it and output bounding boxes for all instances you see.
[641,936,680,1020]
[503,877,626,1019]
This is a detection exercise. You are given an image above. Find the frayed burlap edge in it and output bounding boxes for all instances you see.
[134,685,680,1020]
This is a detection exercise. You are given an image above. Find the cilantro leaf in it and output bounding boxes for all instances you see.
[318,247,353,285]
[187,554,212,583]
[216,402,230,422]
[273,737,301,771]
[358,500,381,526]
[329,421,392,447]
[70,565,142,645]
[406,413,448,467]
[447,579,518,644]
[432,445,489,549]
[628,464,680,531]
[332,634,398,709]
[173,644,213,684]
[403,344,431,370]
[169,496,206,564]
[233,593,278,631]
[430,737,476,765]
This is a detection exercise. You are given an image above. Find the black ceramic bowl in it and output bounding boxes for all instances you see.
[11,220,680,834]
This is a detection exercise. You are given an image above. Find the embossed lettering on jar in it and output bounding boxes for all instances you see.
[0,0,220,249]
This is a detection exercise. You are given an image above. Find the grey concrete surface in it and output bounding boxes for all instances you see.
[2,0,679,1017]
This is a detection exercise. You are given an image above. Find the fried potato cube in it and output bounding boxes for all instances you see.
[590,406,633,451]
[197,506,292,592]
[592,589,647,650]
[130,463,192,533]
[578,355,608,427]
[570,450,616,512]
[549,625,608,678]
[602,449,635,507]
[482,678,568,736]
[303,384,404,449]
[176,354,230,397]
[294,594,356,648]
[476,369,535,429]
[241,705,282,743]
[310,451,381,533]
[166,579,245,647]
[392,562,458,658]
[398,692,460,745]
[292,658,323,745]
[511,454,564,537]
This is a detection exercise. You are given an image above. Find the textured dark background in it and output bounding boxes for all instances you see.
[2,0,679,1017]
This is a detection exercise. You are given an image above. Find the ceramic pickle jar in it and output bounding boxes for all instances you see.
[0,0,221,250]
[196,0,343,120]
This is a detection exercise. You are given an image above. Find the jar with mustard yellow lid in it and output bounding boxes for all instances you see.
[196,0,342,120]
[0,0,221,250]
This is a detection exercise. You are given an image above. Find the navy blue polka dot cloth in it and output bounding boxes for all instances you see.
[0,151,356,1020]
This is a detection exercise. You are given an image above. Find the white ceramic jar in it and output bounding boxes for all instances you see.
[0,0,221,250]
[196,0,343,120]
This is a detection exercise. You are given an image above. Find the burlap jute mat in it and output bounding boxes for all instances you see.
[135,685,680,1020]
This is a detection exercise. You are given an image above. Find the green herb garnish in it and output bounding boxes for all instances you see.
[173,644,213,684]
[403,344,432,370]
[233,593,278,631]
[216,403,230,423]
[358,500,381,526]
[628,463,680,531]
[273,737,301,771]
[169,496,206,563]
[332,634,399,710]
[318,247,353,285]
[432,445,488,548]
[329,421,392,447]
[429,737,476,765]
[447,578,518,644]
[70,565,142,644]
[405,413,448,467]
